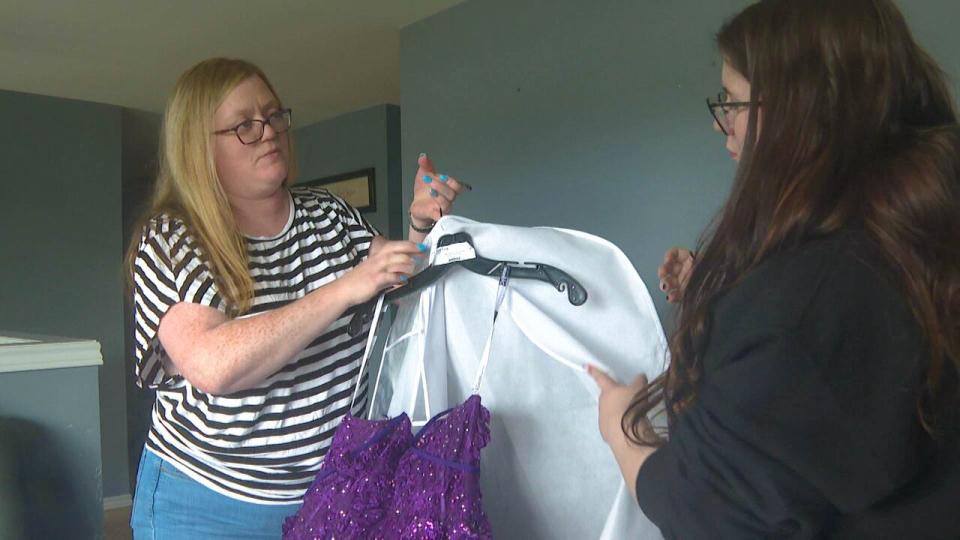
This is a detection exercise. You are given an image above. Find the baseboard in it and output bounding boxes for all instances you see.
[103,494,133,511]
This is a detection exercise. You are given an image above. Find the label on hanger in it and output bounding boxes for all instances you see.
[433,241,477,265]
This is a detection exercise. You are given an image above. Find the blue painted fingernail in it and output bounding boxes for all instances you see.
[430,188,438,197]
[419,152,427,158]
[400,275,408,282]
[439,174,449,183]
[417,243,428,252]
[423,175,432,183]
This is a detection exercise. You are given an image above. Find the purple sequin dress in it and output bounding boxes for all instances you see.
[283,395,493,539]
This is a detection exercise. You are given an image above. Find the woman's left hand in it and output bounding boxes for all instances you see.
[658,247,695,304]
[409,153,470,227]
[588,366,654,444]
[588,365,660,499]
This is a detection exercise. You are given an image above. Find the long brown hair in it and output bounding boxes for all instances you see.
[625,0,960,443]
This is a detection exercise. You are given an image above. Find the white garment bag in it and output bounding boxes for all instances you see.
[364,216,668,540]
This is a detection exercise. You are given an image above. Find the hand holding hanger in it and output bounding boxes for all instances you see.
[409,153,471,237]
[347,233,589,336]
[338,240,425,306]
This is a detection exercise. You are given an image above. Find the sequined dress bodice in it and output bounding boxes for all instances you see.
[282,394,493,539]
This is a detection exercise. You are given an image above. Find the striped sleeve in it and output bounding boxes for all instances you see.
[326,192,380,241]
[132,217,221,389]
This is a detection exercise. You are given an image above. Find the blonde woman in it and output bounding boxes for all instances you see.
[127,58,465,538]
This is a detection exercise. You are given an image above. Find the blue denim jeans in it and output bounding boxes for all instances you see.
[130,448,301,540]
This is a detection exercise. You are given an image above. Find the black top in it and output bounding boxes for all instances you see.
[636,230,960,539]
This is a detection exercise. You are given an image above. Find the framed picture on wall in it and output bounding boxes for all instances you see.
[301,167,376,213]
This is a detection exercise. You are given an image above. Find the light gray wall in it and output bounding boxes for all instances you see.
[400,0,960,326]
[0,89,129,500]
[900,1,960,99]
[294,104,404,238]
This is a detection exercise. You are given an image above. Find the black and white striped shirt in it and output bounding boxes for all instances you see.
[132,187,378,504]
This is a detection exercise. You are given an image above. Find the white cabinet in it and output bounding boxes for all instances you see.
[0,331,104,539]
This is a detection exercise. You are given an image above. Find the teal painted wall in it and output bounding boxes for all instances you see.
[0,89,129,501]
[399,0,960,326]
[121,107,163,495]
[294,104,405,238]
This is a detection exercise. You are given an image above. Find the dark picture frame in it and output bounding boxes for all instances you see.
[301,167,376,212]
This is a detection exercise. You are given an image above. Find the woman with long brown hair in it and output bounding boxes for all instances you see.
[591,0,959,537]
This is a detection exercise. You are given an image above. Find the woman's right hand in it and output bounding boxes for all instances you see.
[340,239,426,306]
[658,247,695,304]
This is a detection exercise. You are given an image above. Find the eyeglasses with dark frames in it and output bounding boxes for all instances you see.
[706,92,757,136]
[214,108,293,145]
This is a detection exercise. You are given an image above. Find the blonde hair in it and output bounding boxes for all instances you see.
[126,57,296,315]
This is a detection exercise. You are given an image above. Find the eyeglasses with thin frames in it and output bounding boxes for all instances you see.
[706,92,757,136]
[214,108,293,145]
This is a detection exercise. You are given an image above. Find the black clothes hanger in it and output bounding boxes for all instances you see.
[347,232,587,337]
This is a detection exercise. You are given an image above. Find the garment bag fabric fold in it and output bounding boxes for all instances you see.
[368,216,668,540]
